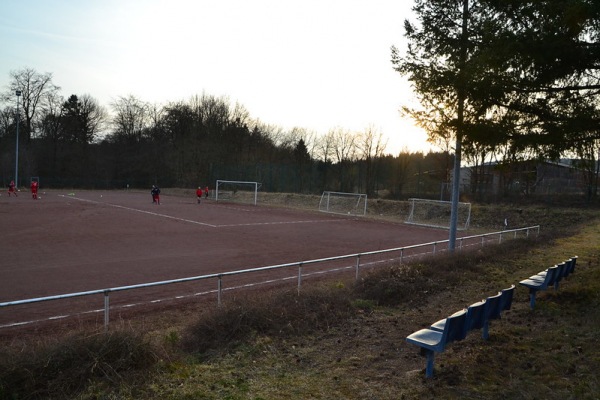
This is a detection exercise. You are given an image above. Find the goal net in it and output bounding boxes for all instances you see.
[319,191,367,216]
[215,180,261,205]
[406,198,471,230]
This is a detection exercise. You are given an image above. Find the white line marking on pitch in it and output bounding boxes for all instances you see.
[213,204,255,212]
[218,219,341,227]
[60,195,218,227]
[60,194,345,228]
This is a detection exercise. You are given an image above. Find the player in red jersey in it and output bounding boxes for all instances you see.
[30,180,38,199]
[8,180,17,197]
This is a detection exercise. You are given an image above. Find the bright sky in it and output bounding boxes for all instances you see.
[0,0,432,154]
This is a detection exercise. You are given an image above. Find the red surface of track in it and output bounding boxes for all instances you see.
[1,189,453,328]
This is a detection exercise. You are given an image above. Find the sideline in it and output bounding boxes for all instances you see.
[60,194,218,228]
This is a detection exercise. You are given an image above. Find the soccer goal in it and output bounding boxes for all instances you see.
[215,180,261,205]
[319,191,368,216]
[406,198,471,230]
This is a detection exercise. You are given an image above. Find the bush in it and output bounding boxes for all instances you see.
[0,330,157,400]
[353,264,437,306]
[181,284,355,355]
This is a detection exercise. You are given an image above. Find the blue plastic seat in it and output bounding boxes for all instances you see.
[499,285,515,312]
[430,300,486,336]
[519,265,559,309]
[406,309,468,378]
[532,262,566,290]
[429,309,466,335]
[482,291,503,340]
[554,262,568,289]
[562,258,574,279]
[564,256,578,277]
[465,299,487,331]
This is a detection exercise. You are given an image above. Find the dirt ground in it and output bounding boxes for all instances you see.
[1,189,455,329]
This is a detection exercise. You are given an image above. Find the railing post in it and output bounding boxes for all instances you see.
[499,232,503,244]
[103,290,110,332]
[355,254,361,281]
[217,275,222,307]
[297,263,303,294]
[400,248,404,263]
[459,238,463,250]
[433,242,437,254]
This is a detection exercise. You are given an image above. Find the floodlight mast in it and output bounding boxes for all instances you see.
[15,90,21,188]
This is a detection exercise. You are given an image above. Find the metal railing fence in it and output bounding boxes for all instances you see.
[1,226,539,330]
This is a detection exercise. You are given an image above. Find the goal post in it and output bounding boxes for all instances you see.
[319,191,368,216]
[406,198,471,230]
[215,180,261,205]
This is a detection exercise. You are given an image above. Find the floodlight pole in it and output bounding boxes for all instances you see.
[15,90,21,188]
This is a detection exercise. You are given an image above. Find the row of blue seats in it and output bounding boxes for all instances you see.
[405,285,515,378]
[405,255,578,378]
[518,256,578,309]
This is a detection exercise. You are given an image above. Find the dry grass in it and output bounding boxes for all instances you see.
[1,199,599,399]
[180,285,356,356]
[0,330,158,399]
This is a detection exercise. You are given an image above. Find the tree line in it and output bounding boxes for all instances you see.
[0,68,449,198]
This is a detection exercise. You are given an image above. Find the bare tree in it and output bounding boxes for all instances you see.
[358,125,388,195]
[279,127,307,151]
[358,125,387,160]
[257,121,288,149]
[315,130,337,163]
[230,101,251,128]
[190,93,231,132]
[62,94,107,144]
[329,127,359,192]
[111,95,151,143]
[331,127,357,164]
[38,92,65,169]
[299,129,319,160]
[146,102,166,139]
[1,68,60,141]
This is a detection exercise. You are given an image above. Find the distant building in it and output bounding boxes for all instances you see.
[451,159,597,198]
